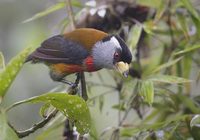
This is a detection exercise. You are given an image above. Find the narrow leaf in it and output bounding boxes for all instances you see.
[180,0,199,19]
[23,3,66,23]
[0,52,5,71]
[190,115,200,128]
[127,24,143,49]
[23,1,82,23]
[143,20,156,34]
[0,47,34,99]
[154,0,166,22]
[39,103,51,118]
[152,57,183,73]
[176,13,189,39]
[149,75,191,84]
[174,44,200,56]
[138,80,154,105]
[8,93,91,134]
[191,15,200,37]
[137,0,162,8]
[176,94,200,113]
[0,110,19,140]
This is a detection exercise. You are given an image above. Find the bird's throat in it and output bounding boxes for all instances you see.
[84,56,100,72]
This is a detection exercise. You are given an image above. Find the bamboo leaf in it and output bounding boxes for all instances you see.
[127,24,143,49]
[190,115,200,128]
[174,44,200,56]
[120,115,187,137]
[0,47,34,100]
[23,3,66,23]
[8,93,91,134]
[152,57,183,73]
[143,20,157,34]
[138,80,154,105]
[137,0,162,8]
[191,15,200,37]
[180,0,199,19]
[176,13,189,39]
[0,110,19,140]
[149,75,191,84]
[154,0,166,22]
[23,1,82,23]
[0,52,5,71]
[176,94,200,114]
[39,103,51,118]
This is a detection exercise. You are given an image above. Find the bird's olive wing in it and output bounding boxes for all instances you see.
[26,35,89,64]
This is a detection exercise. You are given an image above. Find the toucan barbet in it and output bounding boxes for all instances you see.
[26,28,132,85]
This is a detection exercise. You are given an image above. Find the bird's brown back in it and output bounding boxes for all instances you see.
[63,28,108,51]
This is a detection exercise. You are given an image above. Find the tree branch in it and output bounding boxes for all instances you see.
[66,0,76,30]
[10,109,58,138]
[80,72,88,101]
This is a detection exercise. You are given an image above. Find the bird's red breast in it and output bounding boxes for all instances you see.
[50,55,100,75]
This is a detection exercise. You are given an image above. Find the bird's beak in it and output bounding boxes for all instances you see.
[115,61,129,77]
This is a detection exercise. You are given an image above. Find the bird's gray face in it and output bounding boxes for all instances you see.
[92,35,132,77]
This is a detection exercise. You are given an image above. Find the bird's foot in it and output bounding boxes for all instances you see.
[61,79,78,88]
[61,73,80,88]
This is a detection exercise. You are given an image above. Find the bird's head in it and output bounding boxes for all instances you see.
[92,35,132,77]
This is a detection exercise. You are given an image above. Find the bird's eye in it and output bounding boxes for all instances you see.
[114,52,120,61]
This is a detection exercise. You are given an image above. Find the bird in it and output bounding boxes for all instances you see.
[25,28,132,86]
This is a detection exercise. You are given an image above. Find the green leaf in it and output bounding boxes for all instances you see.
[154,0,166,22]
[176,13,189,39]
[120,127,140,137]
[127,24,143,49]
[143,20,157,34]
[71,0,83,8]
[180,0,199,19]
[137,0,162,8]
[190,115,200,128]
[39,103,51,118]
[176,94,200,114]
[138,80,154,105]
[179,0,200,36]
[8,93,91,134]
[0,110,19,140]
[120,115,187,137]
[99,95,104,112]
[174,44,200,56]
[0,52,5,71]
[112,103,126,111]
[23,1,82,23]
[0,47,33,99]
[191,15,200,37]
[151,57,183,73]
[23,2,66,23]
[149,75,191,84]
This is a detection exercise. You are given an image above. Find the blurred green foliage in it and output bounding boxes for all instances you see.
[0,0,200,140]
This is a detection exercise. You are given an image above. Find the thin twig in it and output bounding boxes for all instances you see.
[12,109,58,138]
[66,0,76,30]
[80,72,88,101]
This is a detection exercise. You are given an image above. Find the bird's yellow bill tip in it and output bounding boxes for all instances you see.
[115,61,129,77]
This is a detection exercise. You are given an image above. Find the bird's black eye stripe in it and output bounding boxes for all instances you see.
[114,35,127,49]
[114,35,132,64]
